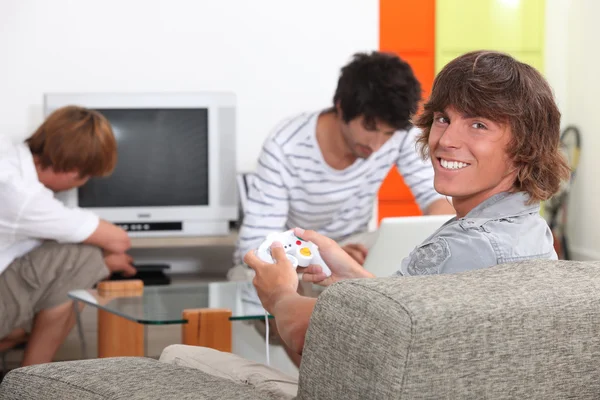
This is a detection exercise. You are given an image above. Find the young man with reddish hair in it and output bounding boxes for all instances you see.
[0,106,135,366]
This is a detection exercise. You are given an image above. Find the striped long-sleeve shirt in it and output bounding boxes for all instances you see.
[233,111,442,265]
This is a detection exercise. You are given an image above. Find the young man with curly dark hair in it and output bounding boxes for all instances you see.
[232,52,454,270]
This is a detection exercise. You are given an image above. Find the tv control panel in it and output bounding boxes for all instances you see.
[116,222,183,232]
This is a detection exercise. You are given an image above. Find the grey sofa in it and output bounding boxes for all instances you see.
[2,259,600,399]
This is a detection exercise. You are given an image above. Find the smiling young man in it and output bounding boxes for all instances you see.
[162,51,570,395]
[244,50,570,354]
[232,51,453,271]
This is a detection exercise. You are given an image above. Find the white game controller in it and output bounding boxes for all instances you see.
[256,230,331,275]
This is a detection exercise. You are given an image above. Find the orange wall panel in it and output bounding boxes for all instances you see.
[380,0,435,53]
[378,0,436,222]
[380,0,436,98]
[378,166,417,201]
[379,201,422,221]
[393,53,435,101]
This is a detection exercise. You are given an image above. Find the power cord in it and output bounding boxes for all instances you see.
[265,311,270,366]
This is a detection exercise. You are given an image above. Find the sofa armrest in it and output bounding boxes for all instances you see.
[298,278,413,400]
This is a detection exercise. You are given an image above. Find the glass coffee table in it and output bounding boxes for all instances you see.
[68,279,321,358]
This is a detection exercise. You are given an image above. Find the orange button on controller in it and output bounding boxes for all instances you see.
[299,247,311,257]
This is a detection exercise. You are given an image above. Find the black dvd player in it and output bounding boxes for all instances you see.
[109,263,171,286]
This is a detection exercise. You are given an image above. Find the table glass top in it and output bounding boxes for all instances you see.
[68,281,321,325]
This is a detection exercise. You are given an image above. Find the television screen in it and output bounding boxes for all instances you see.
[78,108,209,208]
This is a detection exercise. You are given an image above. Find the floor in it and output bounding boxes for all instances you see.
[1,273,300,379]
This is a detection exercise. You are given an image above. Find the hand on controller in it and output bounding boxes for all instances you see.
[292,228,374,286]
[244,241,299,314]
[256,230,329,272]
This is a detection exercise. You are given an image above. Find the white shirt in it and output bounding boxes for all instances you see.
[0,138,100,274]
[233,111,442,265]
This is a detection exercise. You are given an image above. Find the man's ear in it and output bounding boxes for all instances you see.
[335,101,343,118]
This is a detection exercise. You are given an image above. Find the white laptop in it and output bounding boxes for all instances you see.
[361,215,454,277]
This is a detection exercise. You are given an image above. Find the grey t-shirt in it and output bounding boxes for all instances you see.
[398,192,556,276]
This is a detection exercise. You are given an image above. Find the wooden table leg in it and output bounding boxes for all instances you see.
[97,280,145,358]
[182,309,232,352]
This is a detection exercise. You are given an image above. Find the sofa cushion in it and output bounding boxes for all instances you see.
[160,345,297,399]
[0,356,281,399]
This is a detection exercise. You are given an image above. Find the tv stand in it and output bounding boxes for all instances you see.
[129,231,238,249]
[125,230,239,276]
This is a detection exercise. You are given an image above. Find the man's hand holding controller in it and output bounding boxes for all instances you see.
[249,227,374,289]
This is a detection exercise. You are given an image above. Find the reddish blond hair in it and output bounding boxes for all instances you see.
[27,106,117,177]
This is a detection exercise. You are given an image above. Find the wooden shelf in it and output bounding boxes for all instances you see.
[130,231,238,249]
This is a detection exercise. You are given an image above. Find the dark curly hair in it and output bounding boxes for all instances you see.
[333,51,422,131]
[414,50,570,203]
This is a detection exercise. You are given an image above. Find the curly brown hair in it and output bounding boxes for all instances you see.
[333,52,422,131]
[27,105,117,177]
[413,50,570,203]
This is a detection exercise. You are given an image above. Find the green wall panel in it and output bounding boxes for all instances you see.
[436,0,545,73]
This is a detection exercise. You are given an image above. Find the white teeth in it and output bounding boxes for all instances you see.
[440,159,469,170]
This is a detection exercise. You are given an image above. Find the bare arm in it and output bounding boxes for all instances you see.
[83,219,131,254]
[244,232,375,355]
[272,293,317,354]
[424,198,455,215]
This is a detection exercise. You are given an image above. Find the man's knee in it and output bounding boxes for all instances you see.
[159,344,190,364]
[73,243,105,270]
[30,241,106,276]
[0,242,107,338]
[39,241,103,263]
[159,345,234,374]
[26,242,109,312]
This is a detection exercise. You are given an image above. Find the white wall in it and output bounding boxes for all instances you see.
[542,0,600,261]
[544,0,570,128]
[0,0,378,172]
[562,0,600,260]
